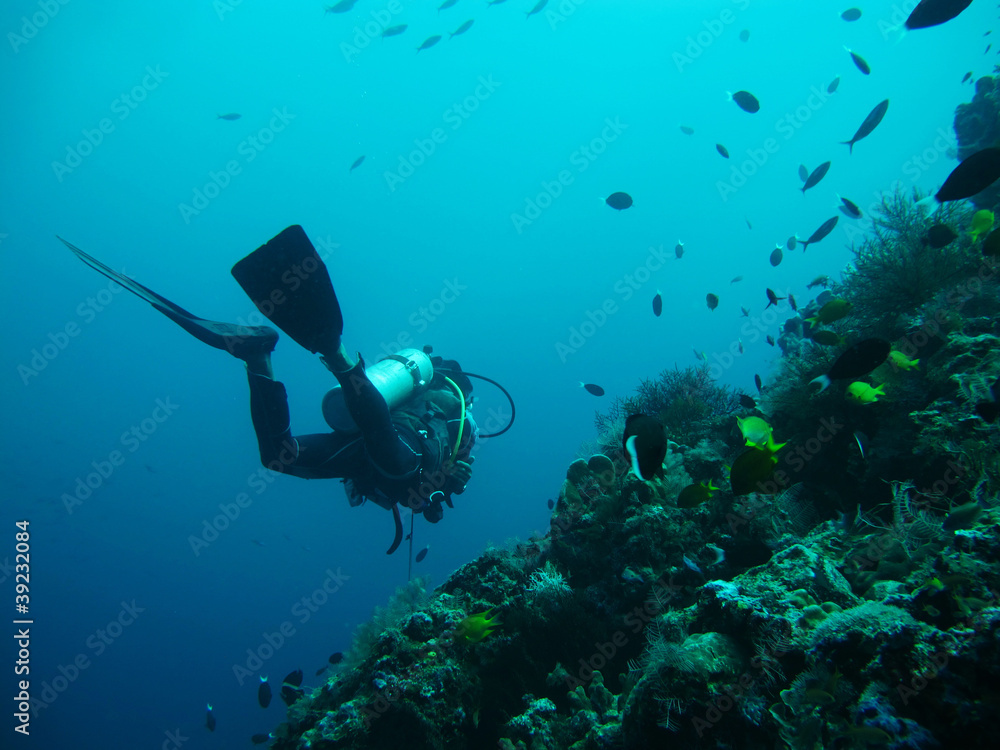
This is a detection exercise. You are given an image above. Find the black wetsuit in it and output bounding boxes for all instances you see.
[246,359,476,518]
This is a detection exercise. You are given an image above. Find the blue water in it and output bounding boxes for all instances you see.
[1,0,994,747]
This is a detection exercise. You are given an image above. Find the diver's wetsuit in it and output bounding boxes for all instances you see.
[245,359,476,513]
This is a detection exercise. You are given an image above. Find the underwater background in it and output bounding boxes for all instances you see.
[2,1,1000,748]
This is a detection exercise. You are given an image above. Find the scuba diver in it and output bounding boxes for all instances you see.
[60,225,512,553]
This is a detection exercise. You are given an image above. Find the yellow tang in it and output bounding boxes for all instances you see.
[887,351,919,371]
[806,298,852,326]
[969,209,995,242]
[846,382,885,404]
[677,481,718,508]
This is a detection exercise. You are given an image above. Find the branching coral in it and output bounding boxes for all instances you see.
[840,188,980,326]
[594,365,742,453]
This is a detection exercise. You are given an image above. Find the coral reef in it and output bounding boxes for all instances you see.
[261,105,1000,750]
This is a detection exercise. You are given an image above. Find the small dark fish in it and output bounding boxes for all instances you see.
[745,216,753,229]
[217,113,241,120]
[962,71,973,83]
[807,274,830,289]
[801,161,831,194]
[741,306,750,317]
[250,538,265,547]
[623,414,667,481]
[581,383,605,397]
[329,652,344,664]
[526,0,548,18]
[382,23,408,37]
[924,224,958,248]
[605,191,633,210]
[283,669,304,688]
[770,245,783,267]
[754,374,763,393]
[487,0,508,4]
[788,294,798,311]
[800,216,839,251]
[547,498,554,509]
[258,676,272,708]
[731,275,743,283]
[933,148,1000,203]
[798,164,809,182]
[144,463,156,473]
[810,338,891,391]
[841,7,862,21]
[731,90,760,113]
[252,734,271,745]
[730,446,779,495]
[716,143,730,158]
[415,546,430,563]
[739,394,757,409]
[765,288,785,309]
[349,155,365,172]
[788,234,798,250]
[315,666,326,676]
[281,685,304,706]
[206,704,216,732]
[766,335,775,346]
[677,482,716,508]
[810,329,844,346]
[652,290,663,317]
[841,99,889,154]
[739,29,750,42]
[906,0,974,30]
[416,35,442,52]
[326,0,358,12]
[438,0,459,10]
[839,196,862,218]
[680,125,694,135]
[986,43,992,54]
[675,241,685,258]
[846,48,870,75]
[706,293,720,311]
[450,19,474,37]
[827,76,841,94]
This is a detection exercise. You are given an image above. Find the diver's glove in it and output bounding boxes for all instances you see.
[445,457,474,495]
[424,492,445,523]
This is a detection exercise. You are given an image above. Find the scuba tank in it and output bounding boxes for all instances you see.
[321,348,433,432]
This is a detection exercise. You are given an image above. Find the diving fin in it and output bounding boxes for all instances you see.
[231,225,343,356]
[60,236,278,358]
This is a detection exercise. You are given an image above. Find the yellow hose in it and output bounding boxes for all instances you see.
[443,376,465,462]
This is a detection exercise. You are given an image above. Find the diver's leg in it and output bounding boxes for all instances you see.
[324,350,421,481]
[246,368,365,479]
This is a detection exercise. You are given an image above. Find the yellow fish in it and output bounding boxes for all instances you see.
[969,209,995,242]
[805,298,852,326]
[736,415,773,447]
[887,350,919,371]
[846,382,885,404]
